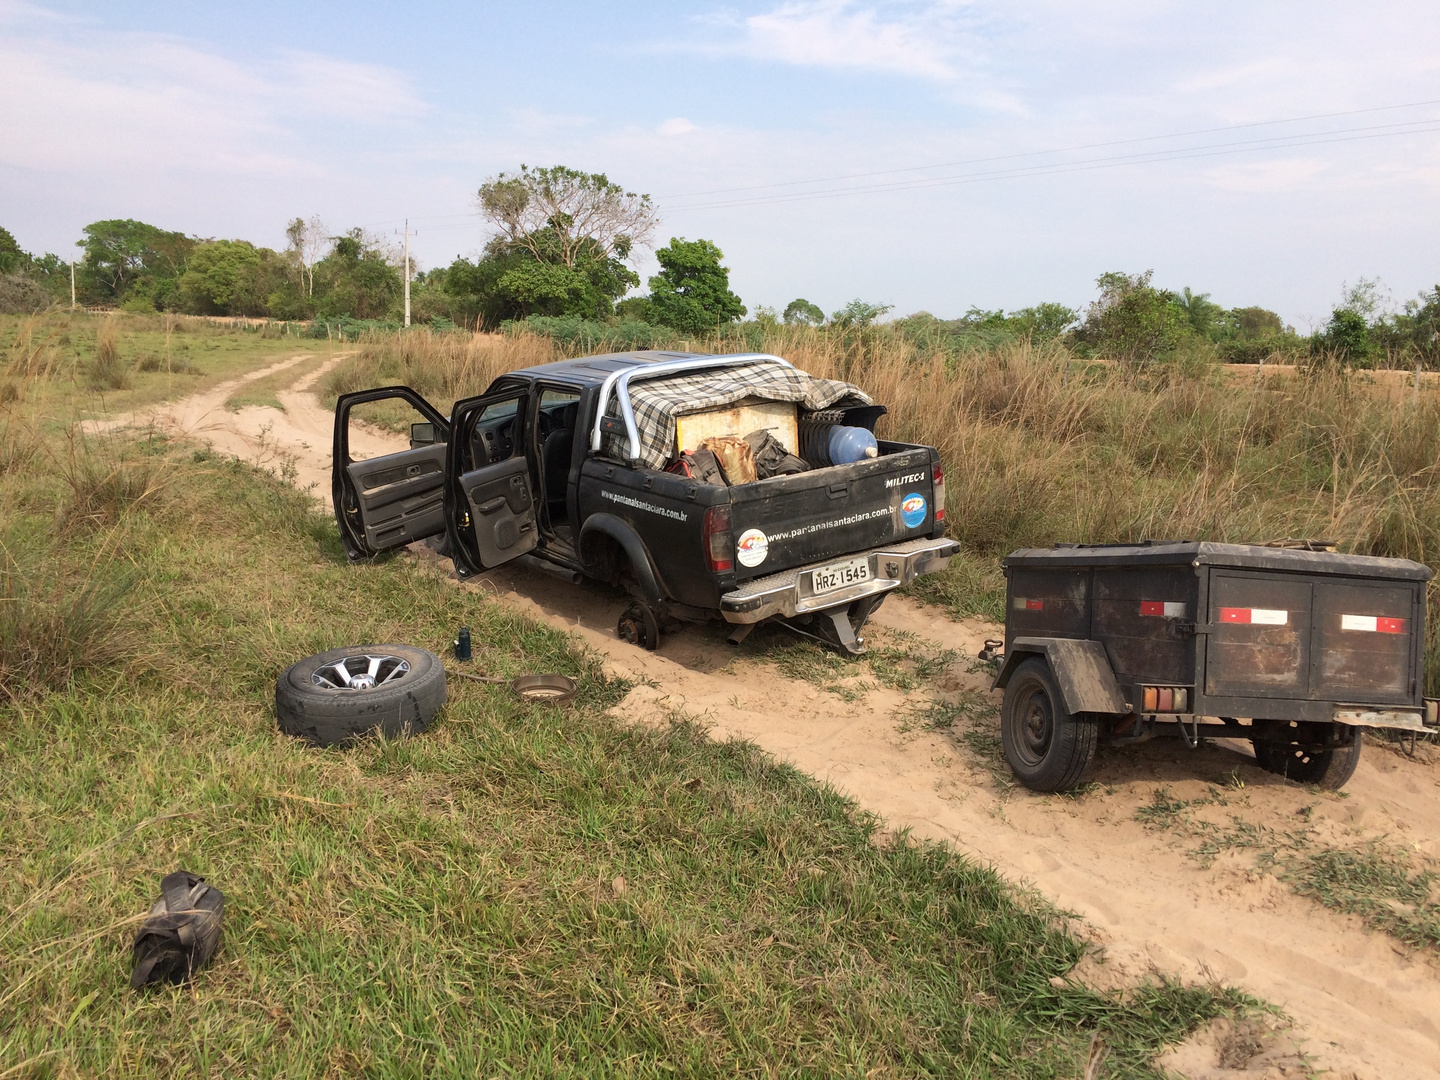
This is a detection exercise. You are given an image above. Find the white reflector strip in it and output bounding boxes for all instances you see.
[1340,614,1406,633]
[1219,607,1288,625]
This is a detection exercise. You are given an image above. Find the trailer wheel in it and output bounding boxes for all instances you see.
[1001,657,1098,792]
[1250,731,1362,790]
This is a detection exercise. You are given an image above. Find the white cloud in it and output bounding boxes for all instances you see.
[658,117,696,136]
[0,9,425,178]
[720,0,981,81]
[277,50,428,122]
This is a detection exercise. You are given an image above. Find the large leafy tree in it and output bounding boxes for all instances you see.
[78,219,194,303]
[179,240,282,316]
[0,226,23,274]
[647,238,745,334]
[783,298,825,326]
[479,165,657,270]
[466,165,656,323]
[314,229,402,320]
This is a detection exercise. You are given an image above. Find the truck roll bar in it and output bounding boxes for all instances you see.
[587,353,795,461]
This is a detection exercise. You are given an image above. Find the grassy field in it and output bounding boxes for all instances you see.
[2,311,325,419]
[0,332,1254,1076]
[322,325,1440,694]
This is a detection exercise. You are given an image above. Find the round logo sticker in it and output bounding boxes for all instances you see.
[736,528,769,567]
[900,492,927,528]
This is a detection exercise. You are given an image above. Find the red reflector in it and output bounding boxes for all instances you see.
[1140,601,1164,616]
[1026,599,1043,610]
[1220,607,1287,625]
[932,462,946,523]
[1378,617,1406,633]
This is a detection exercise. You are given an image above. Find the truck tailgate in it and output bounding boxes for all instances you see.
[726,445,937,577]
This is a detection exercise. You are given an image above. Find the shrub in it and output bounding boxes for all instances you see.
[85,317,130,390]
[0,546,139,698]
[0,273,51,315]
[56,429,169,530]
[1314,308,1374,369]
[1073,270,1195,368]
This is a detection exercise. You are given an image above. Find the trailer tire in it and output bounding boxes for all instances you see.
[1001,657,1098,792]
[1250,731,1362,790]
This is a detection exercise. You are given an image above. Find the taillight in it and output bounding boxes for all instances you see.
[1141,686,1188,712]
[703,505,733,572]
[932,461,946,523]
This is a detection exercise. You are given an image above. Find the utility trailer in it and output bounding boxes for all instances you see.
[990,541,1438,792]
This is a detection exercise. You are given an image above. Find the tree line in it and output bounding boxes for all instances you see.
[2,162,1436,367]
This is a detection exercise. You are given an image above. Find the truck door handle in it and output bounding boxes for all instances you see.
[474,496,506,514]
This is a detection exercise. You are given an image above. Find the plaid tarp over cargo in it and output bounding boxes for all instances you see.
[606,361,871,469]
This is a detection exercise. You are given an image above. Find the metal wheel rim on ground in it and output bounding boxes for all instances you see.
[311,654,411,691]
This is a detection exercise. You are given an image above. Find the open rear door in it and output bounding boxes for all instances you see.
[332,386,451,560]
[445,386,539,577]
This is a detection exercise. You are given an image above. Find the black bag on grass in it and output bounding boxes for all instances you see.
[130,870,225,989]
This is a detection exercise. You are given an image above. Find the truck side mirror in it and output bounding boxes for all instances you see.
[410,422,438,448]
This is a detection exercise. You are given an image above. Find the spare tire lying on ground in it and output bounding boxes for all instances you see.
[275,644,447,747]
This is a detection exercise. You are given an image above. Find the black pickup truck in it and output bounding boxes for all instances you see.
[331,350,958,651]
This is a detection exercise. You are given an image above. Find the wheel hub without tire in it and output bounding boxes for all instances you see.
[311,654,410,691]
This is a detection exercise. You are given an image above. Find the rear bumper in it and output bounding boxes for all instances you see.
[1334,703,1435,731]
[719,537,960,624]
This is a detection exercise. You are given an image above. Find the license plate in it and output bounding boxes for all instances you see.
[811,557,871,595]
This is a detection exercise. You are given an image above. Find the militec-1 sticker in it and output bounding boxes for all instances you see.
[736,528,769,567]
[899,492,928,528]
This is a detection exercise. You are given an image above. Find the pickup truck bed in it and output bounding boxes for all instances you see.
[332,350,958,653]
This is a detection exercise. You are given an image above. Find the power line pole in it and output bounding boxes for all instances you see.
[396,220,416,328]
[70,260,76,310]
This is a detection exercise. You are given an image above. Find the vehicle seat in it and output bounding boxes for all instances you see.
[542,403,579,521]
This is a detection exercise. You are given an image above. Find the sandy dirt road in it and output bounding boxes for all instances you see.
[103,357,1440,1079]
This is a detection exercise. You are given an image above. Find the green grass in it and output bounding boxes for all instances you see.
[1133,786,1440,950]
[0,410,1256,1075]
[1,311,326,420]
[1285,846,1440,949]
[224,355,325,412]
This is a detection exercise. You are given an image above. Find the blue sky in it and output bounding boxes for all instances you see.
[2,0,1438,327]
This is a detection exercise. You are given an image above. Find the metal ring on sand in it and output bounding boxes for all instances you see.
[509,674,578,704]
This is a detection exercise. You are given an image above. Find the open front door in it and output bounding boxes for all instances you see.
[445,386,539,577]
[333,386,451,560]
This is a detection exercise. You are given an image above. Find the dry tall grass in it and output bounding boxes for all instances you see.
[318,331,556,408]
[85,316,130,391]
[341,326,1440,565]
[339,324,1440,690]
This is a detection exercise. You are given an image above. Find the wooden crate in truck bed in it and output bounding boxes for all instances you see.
[990,541,1438,792]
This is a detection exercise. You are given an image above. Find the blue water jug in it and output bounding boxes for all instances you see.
[827,425,878,465]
